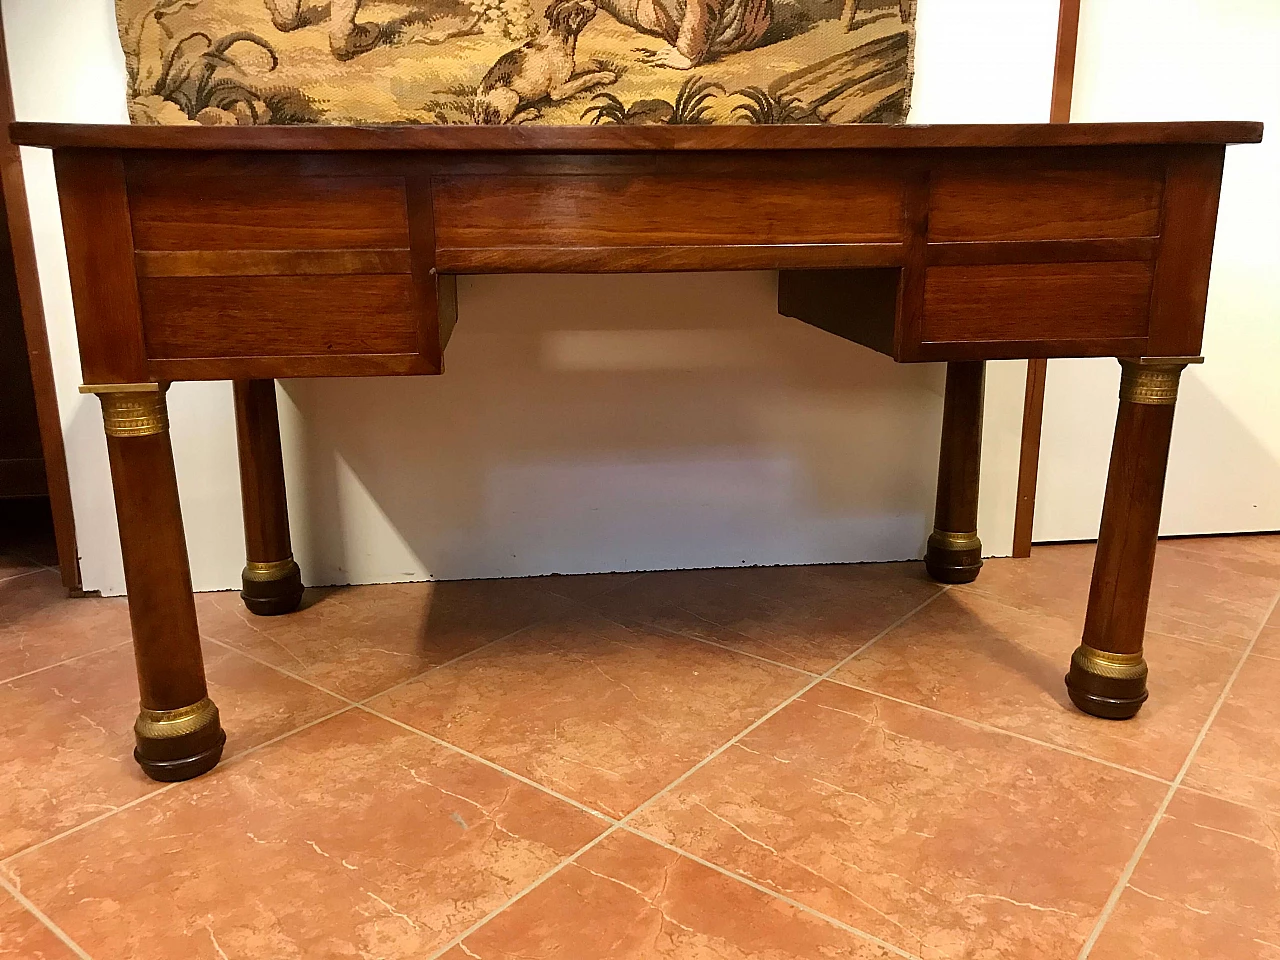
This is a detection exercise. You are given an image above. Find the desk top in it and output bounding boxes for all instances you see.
[10,121,1264,153]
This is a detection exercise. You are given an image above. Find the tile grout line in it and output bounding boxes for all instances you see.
[359,704,621,826]
[0,566,48,587]
[823,679,1176,786]
[422,584,951,960]
[0,704,356,869]
[0,639,135,688]
[1076,587,1280,959]
[598,599,1180,788]
[0,578,639,873]
[621,824,924,960]
[0,871,94,960]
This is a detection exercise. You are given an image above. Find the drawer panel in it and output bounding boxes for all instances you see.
[129,176,410,250]
[929,166,1163,242]
[140,275,422,359]
[922,263,1154,343]
[433,173,907,251]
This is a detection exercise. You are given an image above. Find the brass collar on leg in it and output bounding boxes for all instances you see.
[1117,357,1203,406]
[80,382,170,438]
[929,530,982,552]
[1070,645,1147,680]
[243,557,301,583]
[134,697,220,741]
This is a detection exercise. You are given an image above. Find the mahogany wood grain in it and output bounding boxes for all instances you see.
[139,275,422,360]
[233,381,293,565]
[150,354,429,381]
[11,121,1263,151]
[105,429,207,710]
[925,361,986,583]
[928,162,1163,242]
[436,243,906,274]
[53,150,148,385]
[921,262,1154,344]
[128,175,409,251]
[135,249,412,278]
[432,172,906,250]
[1013,355,1048,558]
[1146,145,1228,356]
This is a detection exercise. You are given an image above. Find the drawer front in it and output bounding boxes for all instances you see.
[432,172,907,271]
[929,165,1164,242]
[922,263,1155,343]
[124,163,442,378]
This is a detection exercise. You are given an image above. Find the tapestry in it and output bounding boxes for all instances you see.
[117,0,914,125]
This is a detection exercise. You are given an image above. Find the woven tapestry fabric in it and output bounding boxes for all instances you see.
[118,0,915,126]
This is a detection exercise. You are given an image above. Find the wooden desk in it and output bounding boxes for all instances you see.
[12,121,1262,782]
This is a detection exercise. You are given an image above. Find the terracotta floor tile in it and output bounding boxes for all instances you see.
[1183,653,1280,814]
[1090,790,1280,959]
[584,562,943,673]
[441,829,900,960]
[527,571,646,604]
[0,887,78,960]
[832,588,1238,780]
[196,577,578,701]
[1162,533,1280,583]
[5,710,606,959]
[968,541,1279,651]
[0,641,344,859]
[632,680,1168,960]
[0,556,43,583]
[0,571,134,683]
[369,614,810,818]
[1255,624,1280,661]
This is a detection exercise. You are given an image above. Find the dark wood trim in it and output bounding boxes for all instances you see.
[1012,0,1085,558]
[10,120,1262,152]
[149,353,431,381]
[1012,356,1049,557]
[436,242,907,274]
[924,237,1157,267]
[1050,0,1083,125]
[0,17,80,589]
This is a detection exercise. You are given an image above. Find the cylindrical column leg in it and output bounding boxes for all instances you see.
[91,385,225,781]
[925,361,986,584]
[233,380,303,616]
[1066,357,1201,720]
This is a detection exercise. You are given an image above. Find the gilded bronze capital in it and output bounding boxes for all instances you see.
[83,383,170,438]
[1117,357,1203,406]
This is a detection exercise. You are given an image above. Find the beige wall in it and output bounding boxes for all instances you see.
[2,0,1063,593]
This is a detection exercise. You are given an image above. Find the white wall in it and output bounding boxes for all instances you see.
[3,0,1061,594]
[1035,0,1280,541]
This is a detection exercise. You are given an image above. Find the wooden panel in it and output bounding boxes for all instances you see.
[1146,145,1226,356]
[922,262,1154,343]
[54,149,148,383]
[929,165,1163,242]
[140,275,420,359]
[433,173,905,251]
[128,176,410,251]
[777,268,901,357]
[136,249,411,277]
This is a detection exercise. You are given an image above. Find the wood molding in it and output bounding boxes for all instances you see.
[0,16,80,589]
[1013,0,1084,558]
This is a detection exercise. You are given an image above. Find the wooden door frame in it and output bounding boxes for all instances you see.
[0,14,80,589]
[1012,0,1083,557]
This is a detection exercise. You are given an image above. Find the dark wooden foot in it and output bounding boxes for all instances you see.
[925,361,985,584]
[88,384,225,781]
[234,380,303,616]
[1066,357,1201,720]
